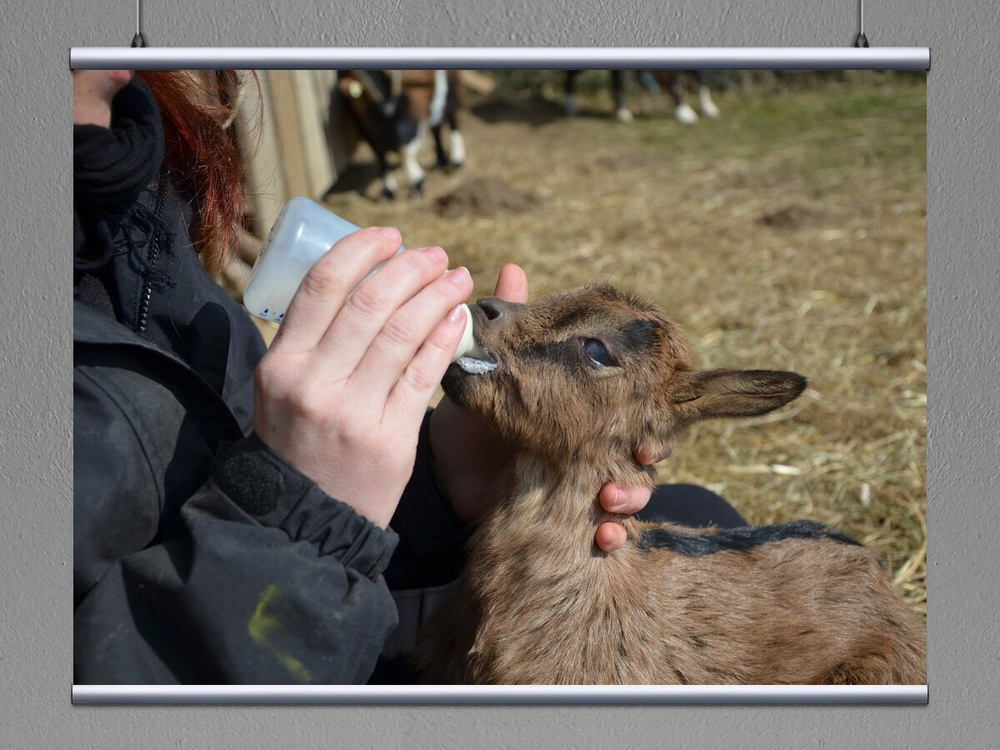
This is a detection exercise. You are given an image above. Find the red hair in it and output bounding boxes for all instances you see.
[137,71,258,278]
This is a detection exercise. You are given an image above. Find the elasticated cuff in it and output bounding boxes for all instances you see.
[213,433,398,580]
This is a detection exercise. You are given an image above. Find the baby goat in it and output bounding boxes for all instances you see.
[417,283,926,685]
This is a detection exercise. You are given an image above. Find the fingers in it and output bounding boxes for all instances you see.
[595,483,653,552]
[599,483,652,515]
[318,245,451,367]
[493,263,528,303]
[595,523,627,552]
[636,440,673,465]
[271,227,403,354]
[384,309,477,429]
[361,265,474,402]
[388,303,468,411]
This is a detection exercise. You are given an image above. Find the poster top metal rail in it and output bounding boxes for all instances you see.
[69,46,930,71]
[73,684,929,706]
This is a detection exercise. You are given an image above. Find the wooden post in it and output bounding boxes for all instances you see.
[236,71,287,241]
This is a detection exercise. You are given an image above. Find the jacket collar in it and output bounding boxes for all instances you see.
[74,298,178,355]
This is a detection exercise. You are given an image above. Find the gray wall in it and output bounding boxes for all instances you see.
[2,0,997,746]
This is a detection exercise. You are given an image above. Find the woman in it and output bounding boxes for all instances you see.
[73,69,742,684]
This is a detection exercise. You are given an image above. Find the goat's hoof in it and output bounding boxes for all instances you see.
[701,101,720,119]
[379,188,396,203]
[615,107,634,122]
[675,103,699,125]
[450,160,465,172]
[410,181,424,198]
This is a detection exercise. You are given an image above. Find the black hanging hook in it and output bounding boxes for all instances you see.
[130,0,146,47]
[853,0,870,47]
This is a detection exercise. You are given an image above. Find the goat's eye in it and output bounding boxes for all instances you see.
[583,339,614,367]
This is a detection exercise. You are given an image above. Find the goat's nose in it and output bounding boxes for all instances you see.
[476,297,507,324]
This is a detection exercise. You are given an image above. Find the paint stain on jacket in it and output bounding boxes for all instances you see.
[248,584,312,684]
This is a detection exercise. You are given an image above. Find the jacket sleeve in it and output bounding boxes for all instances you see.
[74,431,400,685]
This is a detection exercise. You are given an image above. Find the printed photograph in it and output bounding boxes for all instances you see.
[73,67,926,686]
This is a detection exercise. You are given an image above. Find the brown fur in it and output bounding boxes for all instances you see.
[393,70,465,121]
[416,284,926,685]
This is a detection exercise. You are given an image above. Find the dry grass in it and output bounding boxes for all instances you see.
[320,71,927,617]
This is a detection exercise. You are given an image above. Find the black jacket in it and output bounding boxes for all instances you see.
[74,173,466,684]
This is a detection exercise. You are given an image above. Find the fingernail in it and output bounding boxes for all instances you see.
[447,304,465,324]
[376,227,400,241]
[424,246,447,264]
[448,266,471,285]
[610,486,624,510]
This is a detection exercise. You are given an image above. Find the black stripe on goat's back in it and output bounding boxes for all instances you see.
[637,520,860,556]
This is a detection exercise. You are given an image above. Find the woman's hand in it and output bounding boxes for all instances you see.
[254,228,475,528]
[429,264,671,551]
[594,442,673,550]
[73,70,135,127]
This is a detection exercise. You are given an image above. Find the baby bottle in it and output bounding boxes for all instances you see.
[243,197,482,362]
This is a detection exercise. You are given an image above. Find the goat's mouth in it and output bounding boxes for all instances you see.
[454,341,498,375]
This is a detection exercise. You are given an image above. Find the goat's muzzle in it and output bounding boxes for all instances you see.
[475,296,510,324]
[445,301,500,383]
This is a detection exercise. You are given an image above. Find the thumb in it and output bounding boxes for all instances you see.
[493,263,528,303]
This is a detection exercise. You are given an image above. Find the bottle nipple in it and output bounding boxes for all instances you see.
[452,304,486,362]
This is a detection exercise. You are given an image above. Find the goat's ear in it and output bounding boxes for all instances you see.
[670,369,807,421]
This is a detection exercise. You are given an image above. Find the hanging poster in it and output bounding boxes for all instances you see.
[72,57,927,702]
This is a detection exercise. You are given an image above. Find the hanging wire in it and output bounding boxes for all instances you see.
[854,0,870,47]
[131,0,146,47]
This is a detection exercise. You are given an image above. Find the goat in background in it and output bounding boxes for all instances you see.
[416,284,926,685]
[335,70,465,200]
[564,71,720,124]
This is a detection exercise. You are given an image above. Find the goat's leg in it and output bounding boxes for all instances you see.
[660,71,698,125]
[611,70,633,122]
[636,70,661,96]
[448,129,466,170]
[445,106,465,170]
[431,124,448,171]
[401,125,427,197]
[431,124,465,173]
[429,72,463,172]
[564,71,580,116]
[377,149,397,202]
[697,71,720,119]
[444,72,465,170]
